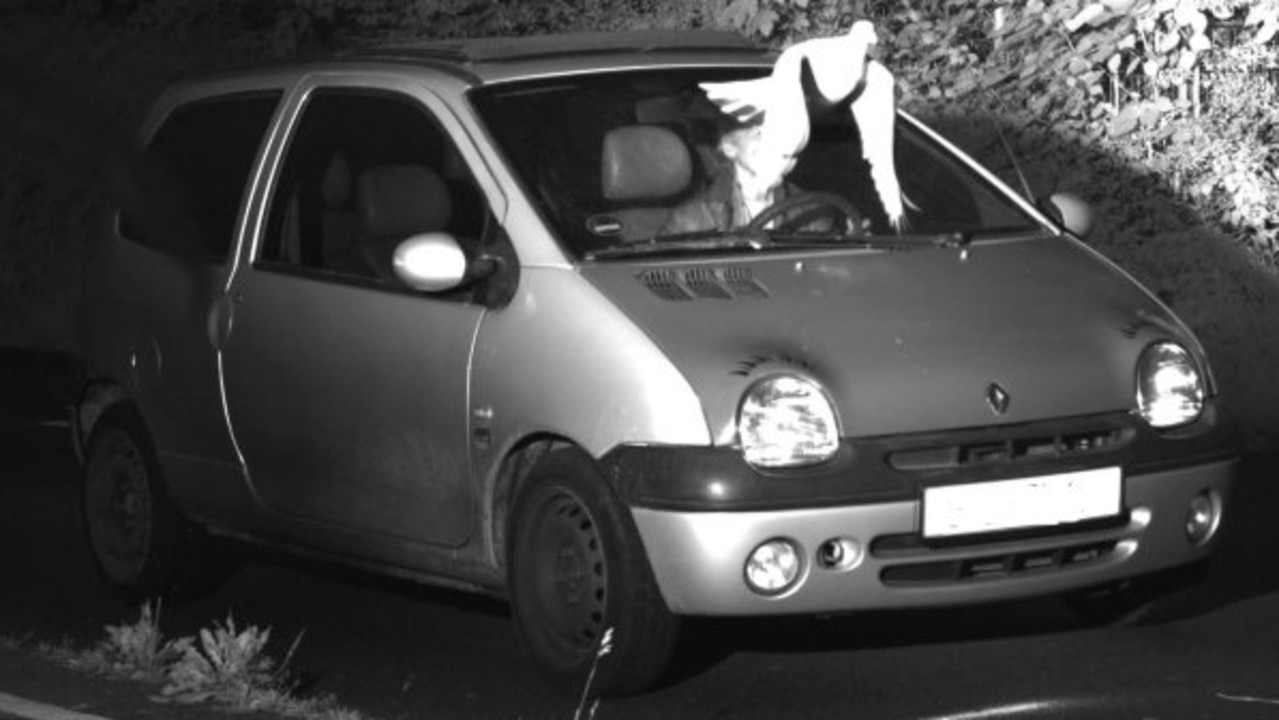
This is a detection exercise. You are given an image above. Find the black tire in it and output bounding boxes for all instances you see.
[508,449,680,697]
[81,404,218,601]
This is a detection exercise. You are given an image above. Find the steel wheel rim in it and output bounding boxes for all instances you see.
[86,432,153,583]
[526,487,607,660]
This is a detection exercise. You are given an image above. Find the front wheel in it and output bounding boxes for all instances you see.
[508,449,680,697]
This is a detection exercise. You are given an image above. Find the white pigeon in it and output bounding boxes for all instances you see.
[700,21,906,231]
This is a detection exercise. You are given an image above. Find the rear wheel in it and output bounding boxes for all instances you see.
[508,449,680,697]
[82,405,218,601]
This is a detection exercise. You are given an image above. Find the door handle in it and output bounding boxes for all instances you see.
[206,292,238,350]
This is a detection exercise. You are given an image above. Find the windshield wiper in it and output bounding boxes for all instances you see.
[586,230,973,260]
[586,231,772,260]
[767,231,964,250]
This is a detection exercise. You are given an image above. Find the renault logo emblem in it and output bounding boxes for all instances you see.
[986,382,1011,415]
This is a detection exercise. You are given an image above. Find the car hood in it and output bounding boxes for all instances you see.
[581,235,1202,443]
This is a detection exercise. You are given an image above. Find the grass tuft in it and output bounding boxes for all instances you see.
[46,602,187,681]
[155,611,298,708]
[35,601,368,720]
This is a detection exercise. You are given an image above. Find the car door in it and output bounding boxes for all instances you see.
[86,90,282,514]
[219,81,494,547]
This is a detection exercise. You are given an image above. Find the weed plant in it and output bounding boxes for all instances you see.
[40,601,364,720]
[156,611,300,708]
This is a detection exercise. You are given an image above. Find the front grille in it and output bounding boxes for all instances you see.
[887,426,1131,472]
[880,540,1120,586]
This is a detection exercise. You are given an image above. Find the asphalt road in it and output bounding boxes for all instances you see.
[4,351,1279,719]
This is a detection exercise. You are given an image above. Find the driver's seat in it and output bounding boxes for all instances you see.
[599,125,693,242]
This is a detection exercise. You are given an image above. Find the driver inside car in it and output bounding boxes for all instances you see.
[661,122,839,236]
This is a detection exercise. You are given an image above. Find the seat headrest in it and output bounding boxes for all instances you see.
[601,125,693,202]
[357,164,451,239]
[320,150,352,208]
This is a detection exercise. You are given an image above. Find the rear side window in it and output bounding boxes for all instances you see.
[121,91,280,263]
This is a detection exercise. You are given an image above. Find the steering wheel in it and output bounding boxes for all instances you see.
[746,191,865,236]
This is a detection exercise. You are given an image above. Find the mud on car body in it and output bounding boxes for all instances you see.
[73,31,1236,696]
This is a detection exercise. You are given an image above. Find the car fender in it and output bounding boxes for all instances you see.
[471,266,709,464]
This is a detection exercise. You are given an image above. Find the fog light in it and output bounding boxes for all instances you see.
[1185,492,1219,544]
[816,537,862,571]
[745,538,803,596]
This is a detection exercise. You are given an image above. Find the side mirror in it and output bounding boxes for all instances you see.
[393,233,468,292]
[392,232,500,293]
[1041,192,1095,239]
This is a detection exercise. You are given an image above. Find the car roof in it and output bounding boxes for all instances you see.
[338,31,776,84]
[151,31,777,113]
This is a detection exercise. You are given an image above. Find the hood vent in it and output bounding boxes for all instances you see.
[637,267,770,302]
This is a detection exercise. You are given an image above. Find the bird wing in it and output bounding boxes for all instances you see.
[849,60,906,232]
[702,25,904,232]
[701,48,812,194]
[699,76,773,125]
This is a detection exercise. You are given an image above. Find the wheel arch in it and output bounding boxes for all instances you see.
[487,434,574,580]
[73,380,134,465]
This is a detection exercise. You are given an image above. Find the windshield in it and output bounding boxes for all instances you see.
[472,67,1041,259]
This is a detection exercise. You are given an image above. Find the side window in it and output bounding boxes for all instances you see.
[261,89,493,292]
[122,92,280,263]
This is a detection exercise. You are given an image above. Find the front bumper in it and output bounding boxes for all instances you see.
[631,457,1234,615]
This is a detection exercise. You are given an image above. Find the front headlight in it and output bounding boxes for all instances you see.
[1136,341,1205,429]
[738,375,839,468]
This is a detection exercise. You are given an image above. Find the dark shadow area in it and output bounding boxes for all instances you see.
[235,545,512,623]
[0,346,80,425]
[0,421,134,642]
[682,563,1209,658]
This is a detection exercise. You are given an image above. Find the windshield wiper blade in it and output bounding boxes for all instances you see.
[586,230,973,260]
[585,231,771,260]
[769,230,971,251]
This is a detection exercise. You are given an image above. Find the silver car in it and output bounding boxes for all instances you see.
[74,31,1236,696]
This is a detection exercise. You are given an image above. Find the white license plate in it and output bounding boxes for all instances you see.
[922,467,1122,539]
